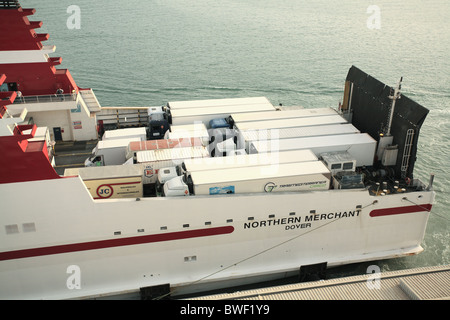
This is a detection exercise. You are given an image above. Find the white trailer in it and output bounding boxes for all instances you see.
[164,161,331,196]
[85,137,141,167]
[64,165,143,199]
[248,133,377,167]
[126,137,204,161]
[102,127,147,141]
[167,96,272,110]
[136,146,210,184]
[157,149,319,187]
[229,107,338,124]
[233,114,348,132]
[169,103,275,127]
[164,123,210,145]
[238,123,360,152]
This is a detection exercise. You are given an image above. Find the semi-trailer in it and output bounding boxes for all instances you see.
[147,97,275,137]
[233,114,348,132]
[102,127,147,141]
[227,107,339,125]
[166,96,273,110]
[125,137,205,162]
[237,123,360,152]
[163,161,331,197]
[64,164,143,199]
[169,103,275,127]
[157,149,319,189]
[248,133,377,167]
[163,123,210,145]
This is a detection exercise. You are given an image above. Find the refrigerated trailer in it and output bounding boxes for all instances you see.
[233,114,348,132]
[167,96,273,110]
[248,133,377,167]
[169,103,276,127]
[228,107,339,125]
[157,149,319,188]
[102,127,147,141]
[163,123,210,145]
[238,123,360,152]
[147,97,275,136]
[126,137,205,161]
[64,165,143,199]
[163,161,331,196]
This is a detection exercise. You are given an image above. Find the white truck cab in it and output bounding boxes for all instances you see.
[163,175,189,196]
[156,166,180,192]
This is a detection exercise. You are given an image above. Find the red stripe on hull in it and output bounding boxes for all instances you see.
[370,204,432,217]
[0,226,234,261]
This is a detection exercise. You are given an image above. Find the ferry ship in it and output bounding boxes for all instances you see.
[0,2,435,299]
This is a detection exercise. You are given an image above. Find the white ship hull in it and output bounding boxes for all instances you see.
[0,177,434,299]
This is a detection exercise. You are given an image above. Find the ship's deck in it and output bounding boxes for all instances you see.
[53,140,98,175]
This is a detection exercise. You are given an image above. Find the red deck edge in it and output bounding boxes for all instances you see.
[0,226,235,261]
[369,204,432,217]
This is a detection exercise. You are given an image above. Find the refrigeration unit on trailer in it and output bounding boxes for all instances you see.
[248,133,377,167]
[163,160,331,196]
[157,149,319,188]
[320,151,365,190]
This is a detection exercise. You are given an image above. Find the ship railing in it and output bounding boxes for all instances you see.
[0,1,20,8]
[12,93,77,104]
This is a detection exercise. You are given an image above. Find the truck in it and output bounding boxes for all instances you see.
[248,133,377,167]
[64,164,143,199]
[102,127,147,141]
[146,106,171,139]
[84,137,141,167]
[163,161,331,197]
[163,123,210,145]
[135,146,210,185]
[157,149,319,189]
[147,97,274,137]
[237,123,360,153]
[125,137,205,162]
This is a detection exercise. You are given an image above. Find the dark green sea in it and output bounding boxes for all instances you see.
[24,0,449,291]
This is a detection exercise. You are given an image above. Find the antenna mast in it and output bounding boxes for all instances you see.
[386,77,402,136]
